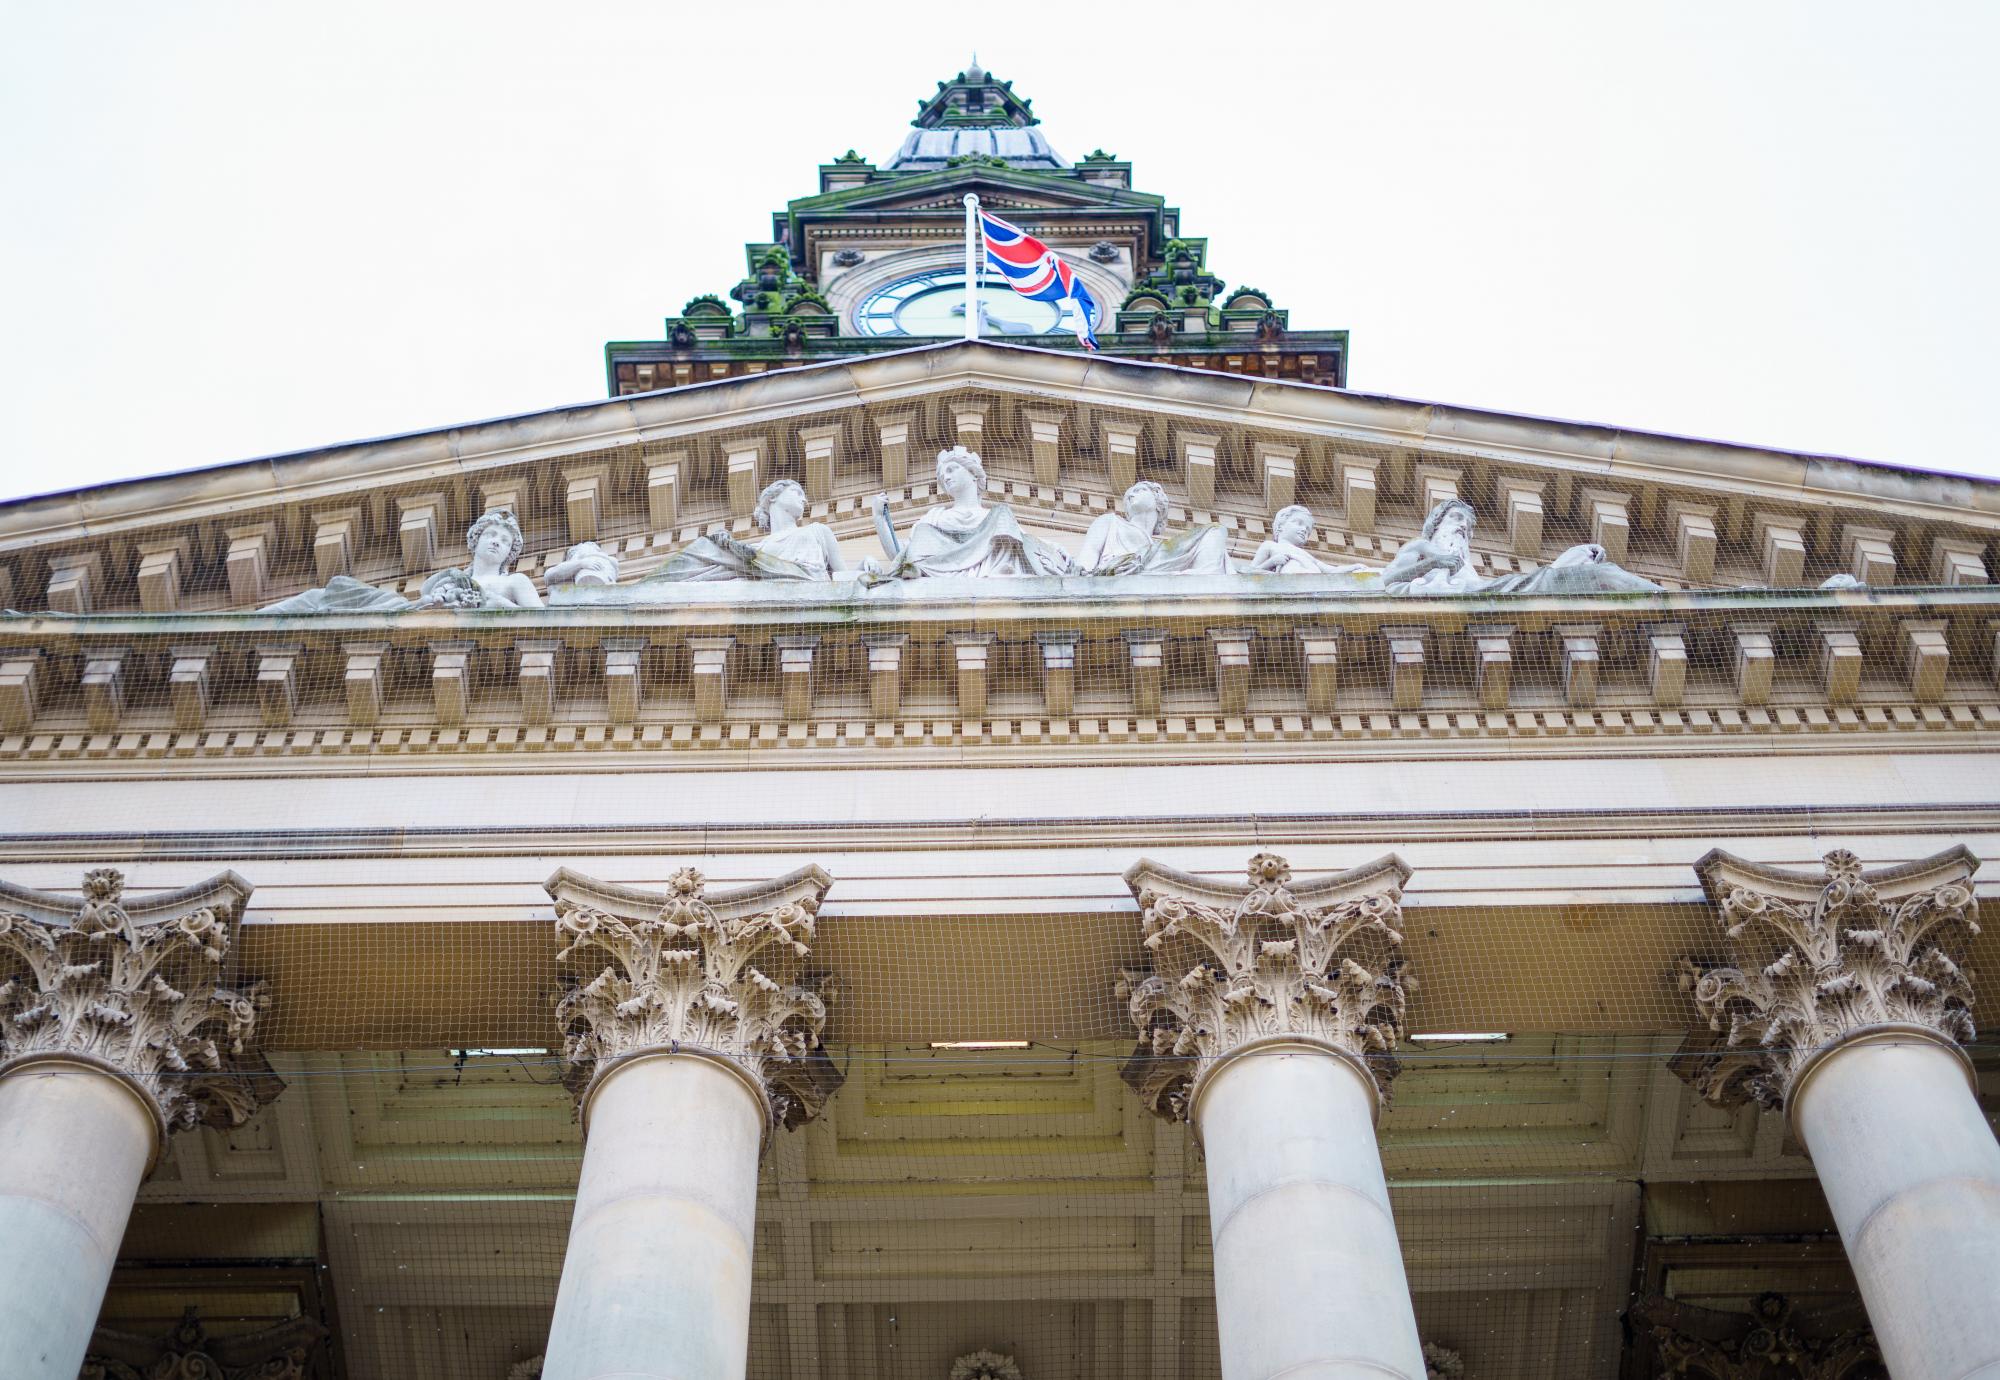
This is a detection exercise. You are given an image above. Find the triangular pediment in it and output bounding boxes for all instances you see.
[3,340,1997,617]
[788,165,1164,223]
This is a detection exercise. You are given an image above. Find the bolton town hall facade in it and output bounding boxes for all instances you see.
[2,66,1997,1380]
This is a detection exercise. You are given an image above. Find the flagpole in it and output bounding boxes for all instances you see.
[963,193,980,341]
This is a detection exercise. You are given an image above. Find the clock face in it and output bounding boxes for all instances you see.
[853,269,1068,338]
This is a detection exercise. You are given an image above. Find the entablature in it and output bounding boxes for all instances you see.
[8,586,2000,762]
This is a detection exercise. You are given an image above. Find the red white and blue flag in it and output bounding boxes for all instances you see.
[979,209,1100,349]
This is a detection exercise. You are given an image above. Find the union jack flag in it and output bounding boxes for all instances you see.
[980,209,1100,349]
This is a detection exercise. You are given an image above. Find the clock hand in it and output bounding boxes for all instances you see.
[951,300,1038,334]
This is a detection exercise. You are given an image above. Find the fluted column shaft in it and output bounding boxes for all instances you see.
[1792,1031,2000,1380]
[0,1062,156,1380]
[542,1052,765,1380]
[1196,1042,1425,1380]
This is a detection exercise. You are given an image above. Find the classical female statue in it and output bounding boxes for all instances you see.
[1078,480,1233,575]
[544,540,620,590]
[638,479,845,582]
[261,508,540,612]
[1381,499,1660,595]
[1246,505,1381,584]
[422,508,543,607]
[863,447,1074,581]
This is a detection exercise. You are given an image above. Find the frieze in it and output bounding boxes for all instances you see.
[1629,1292,1882,1380]
[83,1308,329,1380]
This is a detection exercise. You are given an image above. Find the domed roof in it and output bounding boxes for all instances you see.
[886,126,1066,172]
[885,64,1066,172]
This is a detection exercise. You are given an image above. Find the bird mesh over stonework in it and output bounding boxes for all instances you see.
[2,393,1997,1380]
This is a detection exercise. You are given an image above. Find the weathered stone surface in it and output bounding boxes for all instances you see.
[1117,850,1411,1119]
[548,863,839,1131]
[0,868,274,1136]
[1675,846,1979,1110]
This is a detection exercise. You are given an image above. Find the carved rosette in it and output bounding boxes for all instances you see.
[1630,1293,1883,1379]
[85,1307,327,1380]
[1676,847,1980,1110]
[1115,851,1413,1121]
[950,1350,1024,1380]
[1422,1342,1465,1380]
[0,868,276,1141]
[548,863,840,1132]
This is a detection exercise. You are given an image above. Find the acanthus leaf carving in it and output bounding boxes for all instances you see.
[1675,847,1980,1109]
[1423,1341,1465,1379]
[1630,1292,1883,1379]
[84,1305,327,1380]
[0,867,277,1136]
[1115,851,1412,1121]
[549,863,840,1131]
[950,1350,1024,1380]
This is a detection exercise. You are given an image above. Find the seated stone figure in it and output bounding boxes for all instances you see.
[1381,498,1660,595]
[543,540,620,590]
[1246,505,1381,584]
[864,447,1073,581]
[262,508,541,612]
[1078,480,1232,575]
[639,479,846,582]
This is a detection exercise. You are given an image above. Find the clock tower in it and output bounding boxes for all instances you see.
[606,63,1349,395]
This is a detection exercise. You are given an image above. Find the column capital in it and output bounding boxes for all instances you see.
[1116,850,1412,1123]
[1675,845,1981,1111]
[0,868,275,1155]
[547,863,840,1138]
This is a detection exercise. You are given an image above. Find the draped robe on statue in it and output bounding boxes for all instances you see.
[865,503,1074,582]
[1079,512,1233,576]
[640,525,839,583]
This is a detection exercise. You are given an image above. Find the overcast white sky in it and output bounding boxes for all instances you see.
[4,2,1997,503]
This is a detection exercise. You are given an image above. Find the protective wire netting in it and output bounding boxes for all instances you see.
[3,407,1995,1380]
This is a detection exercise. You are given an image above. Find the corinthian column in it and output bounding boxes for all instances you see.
[1678,847,1999,1380]
[1117,852,1425,1380]
[0,868,275,1380]
[541,864,838,1380]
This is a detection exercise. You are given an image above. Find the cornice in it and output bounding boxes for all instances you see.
[6,341,1997,553]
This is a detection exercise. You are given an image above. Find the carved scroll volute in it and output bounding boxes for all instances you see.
[0,867,276,1153]
[1115,850,1413,1123]
[546,862,840,1138]
[1675,846,1981,1112]
[1629,1293,1884,1380]
[84,1307,328,1380]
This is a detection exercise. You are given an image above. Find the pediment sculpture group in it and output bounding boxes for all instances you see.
[261,445,1662,613]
